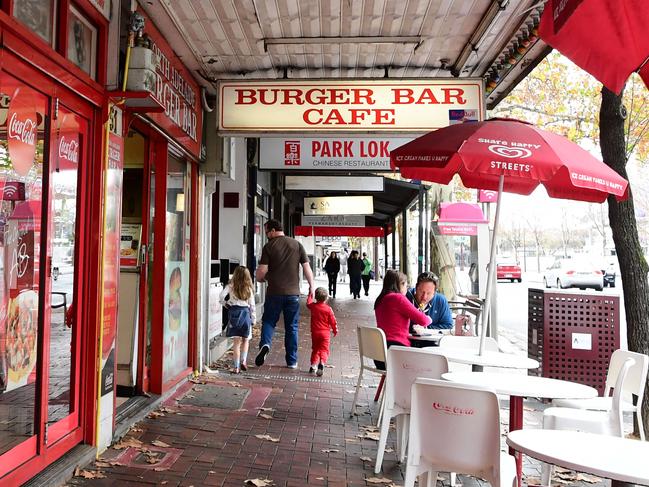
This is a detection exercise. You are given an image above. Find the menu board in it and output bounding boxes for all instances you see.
[120,224,141,268]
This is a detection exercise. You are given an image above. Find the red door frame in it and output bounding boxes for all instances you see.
[130,124,198,395]
[0,52,102,486]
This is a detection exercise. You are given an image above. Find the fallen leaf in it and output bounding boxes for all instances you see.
[258,407,275,412]
[321,449,339,453]
[576,474,601,483]
[365,477,393,484]
[113,438,143,450]
[342,374,356,378]
[524,476,542,486]
[227,381,242,387]
[259,413,273,419]
[245,479,275,486]
[148,411,165,418]
[151,440,170,448]
[254,434,280,443]
[94,461,111,468]
[345,390,356,393]
[161,482,168,485]
[357,432,380,441]
[154,467,169,471]
[345,438,360,443]
[360,456,372,462]
[235,408,248,412]
[384,447,394,453]
[316,477,325,480]
[360,425,379,433]
[324,364,335,368]
[75,469,106,479]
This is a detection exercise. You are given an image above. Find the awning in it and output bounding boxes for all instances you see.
[294,226,384,237]
[285,175,422,229]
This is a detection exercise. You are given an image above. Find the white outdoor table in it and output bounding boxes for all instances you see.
[408,333,444,344]
[507,429,649,487]
[442,371,598,487]
[423,348,539,370]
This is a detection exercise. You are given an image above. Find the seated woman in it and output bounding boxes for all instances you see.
[373,269,431,369]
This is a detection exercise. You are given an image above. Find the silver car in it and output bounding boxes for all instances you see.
[543,258,604,291]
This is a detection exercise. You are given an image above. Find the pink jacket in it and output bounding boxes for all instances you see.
[375,292,431,346]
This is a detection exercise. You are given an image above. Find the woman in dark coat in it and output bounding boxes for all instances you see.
[347,250,364,299]
[323,251,341,298]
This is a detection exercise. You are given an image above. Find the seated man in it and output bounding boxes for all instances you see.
[406,272,452,343]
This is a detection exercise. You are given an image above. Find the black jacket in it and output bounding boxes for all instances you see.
[347,258,364,277]
[324,257,340,274]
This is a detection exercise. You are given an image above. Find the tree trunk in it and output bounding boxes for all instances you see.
[600,87,649,437]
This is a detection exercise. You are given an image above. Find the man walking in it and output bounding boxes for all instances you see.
[255,219,315,368]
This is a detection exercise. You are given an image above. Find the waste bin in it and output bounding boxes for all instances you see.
[528,288,620,395]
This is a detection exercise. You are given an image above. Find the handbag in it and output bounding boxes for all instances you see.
[369,270,376,279]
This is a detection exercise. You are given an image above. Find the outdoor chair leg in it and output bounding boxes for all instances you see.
[350,369,364,417]
[374,408,392,473]
[637,409,646,441]
[541,463,552,487]
[376,389,386,426]
[374,375,385,402]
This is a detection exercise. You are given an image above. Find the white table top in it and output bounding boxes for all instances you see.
[424,348,539,370]
[442,372,598,399]
[507,429,649,485]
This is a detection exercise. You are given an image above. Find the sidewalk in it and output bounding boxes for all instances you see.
[67,277,610,487]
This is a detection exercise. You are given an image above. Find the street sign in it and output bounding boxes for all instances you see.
[304,196,373,215]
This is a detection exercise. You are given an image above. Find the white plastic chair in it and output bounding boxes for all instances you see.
[350,326,387,418]
[404,378,517,487]
[374,347,449,474]
[551,349,648,440]
[439,335,500,372]
[541,357,635,486]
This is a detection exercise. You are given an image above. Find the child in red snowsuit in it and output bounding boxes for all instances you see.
[307,287,338,377]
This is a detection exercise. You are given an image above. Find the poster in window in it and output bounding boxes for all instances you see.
[67,7,97,78]
[13,0,53,44]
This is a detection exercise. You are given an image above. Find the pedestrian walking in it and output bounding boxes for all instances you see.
[323,251,340,298]
[255,219,315,368]
[306,287,338,377]
[338,248,348,282]
[361,252,372,296]
[219,266,256,373]
[347,250,364,299]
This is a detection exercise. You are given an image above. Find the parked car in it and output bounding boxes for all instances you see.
[497,262,522,282]
[543,258,604,291]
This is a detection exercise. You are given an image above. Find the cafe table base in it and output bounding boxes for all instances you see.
[509,396,525,484]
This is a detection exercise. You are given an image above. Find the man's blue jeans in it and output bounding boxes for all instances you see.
[260,294,300,366]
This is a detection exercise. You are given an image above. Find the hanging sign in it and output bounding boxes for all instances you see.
[302,215,366,227]
[304,196,373,215]
[138,10,203,159]
[219,79,484,133]
[260,137,411,171]
[438,224,478,236]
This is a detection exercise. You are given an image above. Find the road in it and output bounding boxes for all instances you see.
[495,273,624,346]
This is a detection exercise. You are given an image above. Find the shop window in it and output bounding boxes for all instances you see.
[12,0,57,45]
[162,157,189,382]
[67,5,97,78]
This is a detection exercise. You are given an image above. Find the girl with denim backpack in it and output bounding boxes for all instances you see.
[219,266,256,373]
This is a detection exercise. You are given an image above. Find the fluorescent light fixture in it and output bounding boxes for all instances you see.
[265,36,421,51]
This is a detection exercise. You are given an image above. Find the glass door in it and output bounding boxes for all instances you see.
[0,70,48,476]
[44,104,86,444]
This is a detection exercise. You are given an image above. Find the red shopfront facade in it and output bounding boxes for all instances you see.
[0,0,110,484]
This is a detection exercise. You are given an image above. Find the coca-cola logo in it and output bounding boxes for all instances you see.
[432,402,475,416]
[59,136,79,163]
[8,112,37,146]
[7,90,39,177]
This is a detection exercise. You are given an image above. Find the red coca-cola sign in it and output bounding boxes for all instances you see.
[7,90,38,177]
[58,136,79,164]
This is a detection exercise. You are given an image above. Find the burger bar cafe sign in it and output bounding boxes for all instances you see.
[218,79,484,133]
[140,10,203,159]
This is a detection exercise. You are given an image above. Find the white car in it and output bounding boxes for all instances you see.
[543,258,604,291]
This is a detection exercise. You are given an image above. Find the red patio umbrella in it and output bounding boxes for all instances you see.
[390,118,628,354]
[539,0,649,94]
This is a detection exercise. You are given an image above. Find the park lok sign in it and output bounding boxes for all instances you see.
[302,215,366,227]
[139,9,203,159]
[304,196,373,216]
[260,137,411,171]
[219,79,484,133]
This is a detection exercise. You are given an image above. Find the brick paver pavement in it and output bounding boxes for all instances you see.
[68,277,612,487]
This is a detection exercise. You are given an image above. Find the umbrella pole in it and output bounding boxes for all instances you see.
[479,174,504,355]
